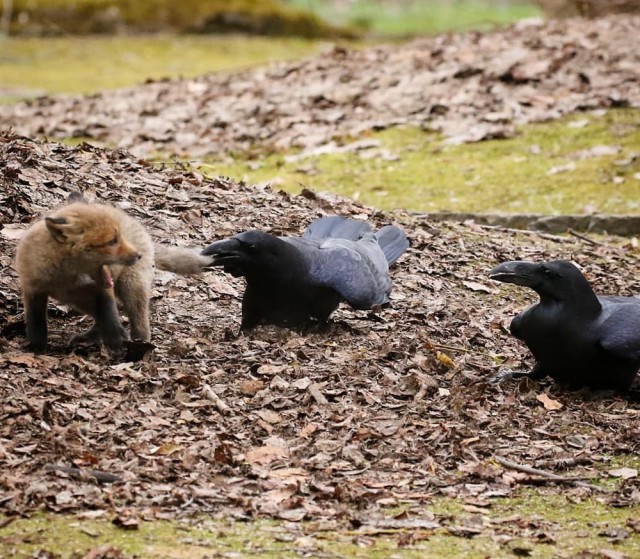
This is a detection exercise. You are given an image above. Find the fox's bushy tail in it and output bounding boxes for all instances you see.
[154,244,213,275]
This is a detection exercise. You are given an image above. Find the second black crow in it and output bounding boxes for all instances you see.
[489,259,640,391]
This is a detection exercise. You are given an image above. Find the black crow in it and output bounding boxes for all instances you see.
[202,216,409,330]
[488,260,640,391]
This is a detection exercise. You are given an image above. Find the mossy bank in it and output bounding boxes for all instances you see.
[7,0,353,37]
[2,488,639,558]
[201,109,640,215]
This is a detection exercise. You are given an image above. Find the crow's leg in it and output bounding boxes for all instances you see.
[240,285,267,330]
[492,362,547,384]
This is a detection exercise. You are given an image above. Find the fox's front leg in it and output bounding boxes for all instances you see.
[119,290,150,341]
[24,291,49,352]
[116,273,151,342]
[69,284,127,351]
[93,289,128,350]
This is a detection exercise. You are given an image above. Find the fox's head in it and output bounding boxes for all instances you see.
[45,203,141,267]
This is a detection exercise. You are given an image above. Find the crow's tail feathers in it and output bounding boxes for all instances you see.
[376,225,409,266]
[304,216,372,241]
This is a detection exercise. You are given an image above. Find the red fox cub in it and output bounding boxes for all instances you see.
[15,193,212,352]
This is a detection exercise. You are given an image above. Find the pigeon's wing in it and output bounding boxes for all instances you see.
[598,297,640,362]
[302,234,391,309]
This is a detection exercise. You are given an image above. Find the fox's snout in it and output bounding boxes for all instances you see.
[113,238,142,266]
[119,246,142,265]
[122,252,143,265]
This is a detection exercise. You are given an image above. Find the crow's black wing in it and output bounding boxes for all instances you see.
[303,216,372,241]
[290,233,391,309]
[597,297,640,362]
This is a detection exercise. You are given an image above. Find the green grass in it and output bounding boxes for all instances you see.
[2,489,638,558]
[199,109,640,215]
[7,0,348,37]
[2,36,638,216]
[289,0,542,37]
[0,35,328,99]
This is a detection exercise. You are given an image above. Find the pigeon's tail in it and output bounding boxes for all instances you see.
[304,216,372,241]
[376,225,409,266]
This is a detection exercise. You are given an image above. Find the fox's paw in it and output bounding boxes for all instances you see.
[26,341,47,354]
[71,323,129,352]
[70,325,102,347]
[102,326,130,352]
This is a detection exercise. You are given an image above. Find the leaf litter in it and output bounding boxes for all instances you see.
[1,131,639,550]
[1,13,640,552]
[0,16,639,158]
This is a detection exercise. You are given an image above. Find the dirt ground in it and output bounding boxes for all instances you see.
[1,132,639,537]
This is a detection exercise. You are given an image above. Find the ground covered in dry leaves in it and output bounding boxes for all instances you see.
[1,132,639,545]
[1,16,639,158]
[1,14,640,554]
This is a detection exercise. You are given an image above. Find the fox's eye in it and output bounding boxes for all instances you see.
[107,237,119,247]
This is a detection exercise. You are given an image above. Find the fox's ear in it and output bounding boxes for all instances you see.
[67,191,87,204]
[45,216,80,242]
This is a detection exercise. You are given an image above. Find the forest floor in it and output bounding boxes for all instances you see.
[1,13,639,559]
[2,16,639,158]
[2,15,639,215]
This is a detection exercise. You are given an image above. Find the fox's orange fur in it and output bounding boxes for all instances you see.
[15,197,212,352]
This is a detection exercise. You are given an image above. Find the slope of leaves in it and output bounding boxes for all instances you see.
[1,132,639,544]
[1,15,639,158]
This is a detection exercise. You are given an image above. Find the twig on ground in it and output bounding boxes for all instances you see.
[202,383,231,415]
[493,455,609,492]
[568,228,606,246]
[45,464,124,484]
[431,342,485,355]
[473,224,572,243]
[0,516,16,529]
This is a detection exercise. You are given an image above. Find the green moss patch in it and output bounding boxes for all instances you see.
[0,35,326,99]
[2,489,639,559]
[8,0,353,38]
[290,0,541,38]
[201,109,640,215]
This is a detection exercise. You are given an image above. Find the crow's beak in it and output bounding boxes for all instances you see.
[488,261,541,287]
[201,238,242,257]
